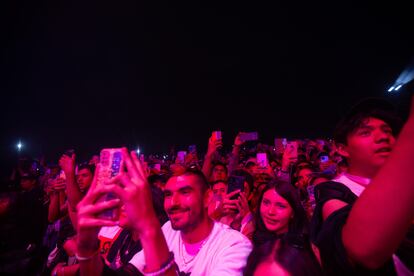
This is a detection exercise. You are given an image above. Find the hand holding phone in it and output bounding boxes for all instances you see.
[208,131,223,153]
[212,131,222,141]
[227,175,245,200]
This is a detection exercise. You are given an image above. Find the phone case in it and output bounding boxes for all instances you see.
[177,151,187,164]
[213,131,222,140]
[240,132,258,142]
[256,153,268,168]
[97,148,123,219]
[227,176,245,199]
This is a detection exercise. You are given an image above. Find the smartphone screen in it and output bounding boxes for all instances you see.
[320,155,329,163]
[213,131,222,140]
[227,175,245,199]
[240,132,259,142]
[256,153,268,168]
[177,151,187,164]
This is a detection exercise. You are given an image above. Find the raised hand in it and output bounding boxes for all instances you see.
[59,154,76,175]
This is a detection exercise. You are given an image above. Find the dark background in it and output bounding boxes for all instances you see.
[1,0,413,175]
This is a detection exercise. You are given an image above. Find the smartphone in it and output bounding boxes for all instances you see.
[239,132,259,142]
[177,151,187,164]
[282,138,287,148]
[97,148,124,219]
[212,131,222,140]
[227,175,245,200]
[188,145,197,154]
[256,153,268,168]
[319,155,329,163]
[153,163,161,171]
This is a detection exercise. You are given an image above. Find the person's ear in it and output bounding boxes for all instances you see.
[336,143,350,158]
[204,189,213,208]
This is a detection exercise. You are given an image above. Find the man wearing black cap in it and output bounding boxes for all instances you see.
[311,97,414,275]
[0,171,48,274]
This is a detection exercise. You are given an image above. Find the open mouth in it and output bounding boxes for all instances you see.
[375,147,392,154]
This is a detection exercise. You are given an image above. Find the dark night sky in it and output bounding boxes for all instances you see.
[1,1,413,171]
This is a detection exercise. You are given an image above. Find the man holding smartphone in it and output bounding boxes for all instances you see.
[76,149,252,275]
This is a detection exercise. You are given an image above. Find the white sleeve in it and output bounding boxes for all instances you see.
[128,249,145,273]
[209,238,252,275]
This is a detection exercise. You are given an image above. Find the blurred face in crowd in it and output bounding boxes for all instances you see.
[212,181,227,199]
[295,167,313,189]
[164,174,208,233]
[212,164,227,181]
[77,168,94,192]
[254,173,272,188]
[339,117,395,178]
[20,177,37,191]
[260,189,293,235]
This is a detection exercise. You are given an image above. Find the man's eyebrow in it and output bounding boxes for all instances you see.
[178,185,193,192]
[164,185,193,194]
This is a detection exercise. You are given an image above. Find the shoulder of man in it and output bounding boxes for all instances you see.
[314,180,358,205]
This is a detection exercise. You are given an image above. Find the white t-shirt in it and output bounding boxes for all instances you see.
[129,221,252,275]
[333,173,370,197]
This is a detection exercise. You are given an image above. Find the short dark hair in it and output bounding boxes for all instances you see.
[210,179,227,188]
[244,235,322,276]
[78,163,95,174]
[172,168,210,193]
[212,161,228,175]
[334,97,402,145]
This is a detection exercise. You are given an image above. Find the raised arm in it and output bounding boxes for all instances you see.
[227,133,243,174]
[47,178,67,222]
[59,154,83,211]
[77,149,176,275]
[202,133,222,179]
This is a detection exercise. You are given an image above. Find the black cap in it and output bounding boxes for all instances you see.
[334,97,402,144]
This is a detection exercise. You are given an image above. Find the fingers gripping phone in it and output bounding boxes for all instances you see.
[97,148,124,219]
[227,175,245,200]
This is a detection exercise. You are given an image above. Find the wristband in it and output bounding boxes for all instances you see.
[75,250,100,261]
[143,252,175,276]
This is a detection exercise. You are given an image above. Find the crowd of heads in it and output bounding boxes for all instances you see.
[1,96,413,275]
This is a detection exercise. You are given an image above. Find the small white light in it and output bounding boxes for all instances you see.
[17,141,23,151]
[387,86,395,92]
[136,148,140,154]
[395,84,403,91]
